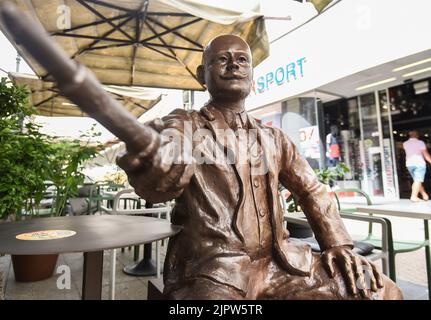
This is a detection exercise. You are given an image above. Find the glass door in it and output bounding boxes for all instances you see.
[377,89,399,198]
[358,93,384,196]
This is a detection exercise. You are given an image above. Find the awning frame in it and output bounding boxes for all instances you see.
[46,0,205,84]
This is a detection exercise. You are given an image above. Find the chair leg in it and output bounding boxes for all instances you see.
[133,245,140,262]
[156,240,161,278]
[385,219,397,282]
[388,251,397,282]
[381,254,389,277]
[424,220,431,300]
[110,249,116,300]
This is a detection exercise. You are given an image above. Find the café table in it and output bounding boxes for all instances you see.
[0,215,181,300]
[355,199,431,299]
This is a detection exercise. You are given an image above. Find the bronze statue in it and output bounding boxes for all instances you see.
[117,35,403,299]
[0,2,402,300]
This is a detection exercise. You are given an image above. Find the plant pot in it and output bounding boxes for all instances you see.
[286,223,314,239]
[11,254,59,282]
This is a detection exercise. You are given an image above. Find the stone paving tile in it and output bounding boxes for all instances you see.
[102,279,149,300]
[397,280,428,300]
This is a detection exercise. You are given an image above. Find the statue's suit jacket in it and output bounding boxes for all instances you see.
[135,104,353,294]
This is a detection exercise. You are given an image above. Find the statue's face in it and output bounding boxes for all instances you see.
[201,35,253,101]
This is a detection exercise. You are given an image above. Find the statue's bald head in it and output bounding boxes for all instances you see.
[202,35,252,66]
[197,34,253,102]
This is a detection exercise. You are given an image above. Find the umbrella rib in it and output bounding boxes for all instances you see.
[142,17,203,49]
[51,13,130,35]
[72,15,135,58]
[55,33,132,43]
[131,0,149,86]
[84,42,133,52]
[34,93,60,107]
[27,87,59,95]
[110,92,149,111]
[81,0,135,13]
[77,0,134,41]
[140,44,177,61]
[41,15,135,80]
[143,42,202,52]
[147,12,194,17]
[143,21,201,85]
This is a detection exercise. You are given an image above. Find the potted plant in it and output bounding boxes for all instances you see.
[0,78,100,282]
[0,78,57,281]
[314,162,350,189]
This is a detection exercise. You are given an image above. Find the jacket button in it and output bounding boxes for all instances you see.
[253,179,260,188]
[259,209,266,217]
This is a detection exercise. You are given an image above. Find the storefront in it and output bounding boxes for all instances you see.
[246,0,431,199]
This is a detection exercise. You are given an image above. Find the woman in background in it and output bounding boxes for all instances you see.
[403,131,431,202]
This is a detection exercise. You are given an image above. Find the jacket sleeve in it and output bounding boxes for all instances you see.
[129,108,195,203]
[277,129,353,251]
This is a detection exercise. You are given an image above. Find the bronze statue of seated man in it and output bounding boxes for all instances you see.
[117,35,402,300]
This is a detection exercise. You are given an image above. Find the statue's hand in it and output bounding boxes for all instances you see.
[321,246,384,298]
[116,125,194,203]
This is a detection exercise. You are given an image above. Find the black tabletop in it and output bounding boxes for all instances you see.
[0,215,181,255]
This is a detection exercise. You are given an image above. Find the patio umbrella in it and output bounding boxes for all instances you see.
[308,0,333,13]
[9,72,162,117]
[2,0,270,90]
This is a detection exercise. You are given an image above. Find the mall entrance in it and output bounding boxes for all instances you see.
[322,90,398,199]
[389,78,431,199]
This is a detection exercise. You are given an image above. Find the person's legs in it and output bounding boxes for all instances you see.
[258,254,403,300]
[419,184,429,201]
[408,166,427,201]
[411,182,422,201]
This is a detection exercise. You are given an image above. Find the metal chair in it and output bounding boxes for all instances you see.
[283,212,391,276]
[19,183,58,218]
[280,190,391,276]
[100,188,172,300]
[334,188,431,287]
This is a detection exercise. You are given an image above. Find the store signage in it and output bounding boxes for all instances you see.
[255,57,307,94]
[382,138,397,198]
[299,125,320,159]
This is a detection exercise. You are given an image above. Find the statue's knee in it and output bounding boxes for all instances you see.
[381,276,403,300]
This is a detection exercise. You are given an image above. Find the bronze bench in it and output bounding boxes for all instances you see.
[148,278,165,300]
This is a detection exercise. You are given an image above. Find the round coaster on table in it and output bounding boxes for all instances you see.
[16,230,77,241]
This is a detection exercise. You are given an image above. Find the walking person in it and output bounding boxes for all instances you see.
[403,131,431,202]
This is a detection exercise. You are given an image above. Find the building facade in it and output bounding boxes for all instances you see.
[246,0,431,199]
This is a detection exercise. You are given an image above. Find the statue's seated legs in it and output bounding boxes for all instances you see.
[165,254,403,300]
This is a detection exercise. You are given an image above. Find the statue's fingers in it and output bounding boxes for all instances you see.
[322,252,335,278]
[116,151,142,173]
[176,163,195,189]
[338,255,357,296]
[368,260,384,289]
[363,261,378,293]
[127,171,147,190]
[352,256,367,297]
[156,164,187,192]
[147,118,165,132]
